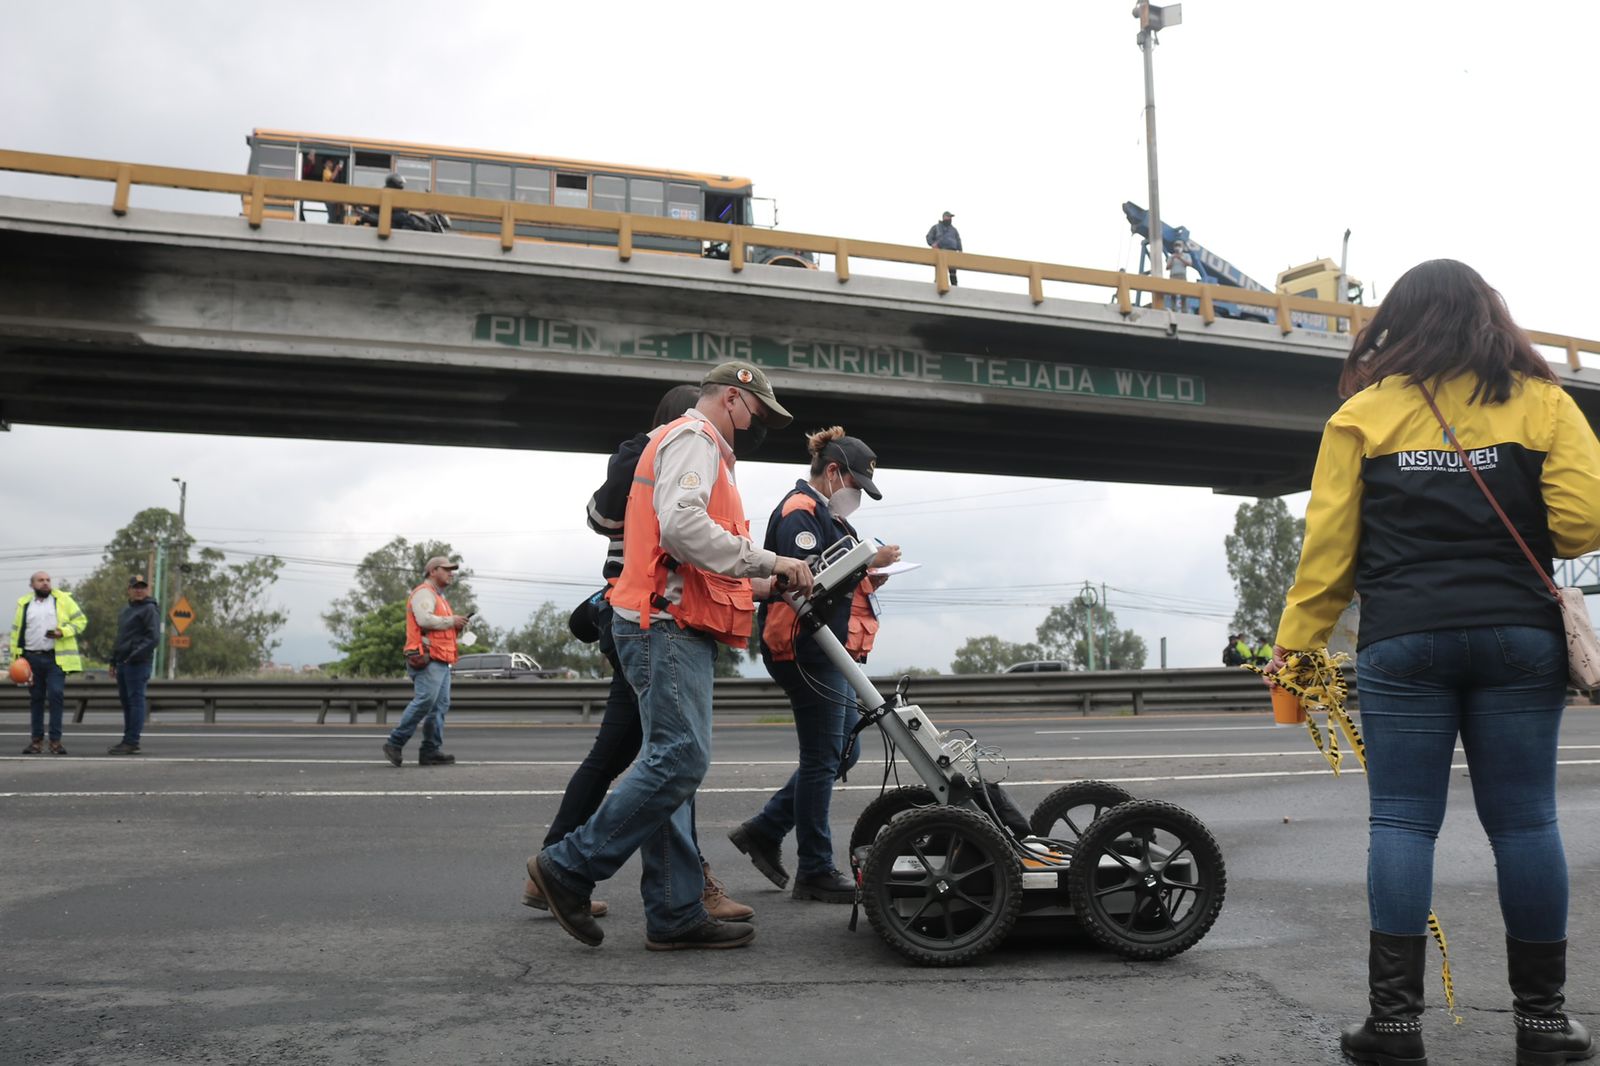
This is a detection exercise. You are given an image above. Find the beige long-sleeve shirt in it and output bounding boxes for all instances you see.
[614,411,777,623]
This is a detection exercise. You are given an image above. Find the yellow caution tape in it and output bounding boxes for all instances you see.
[1247,650,1460,1023]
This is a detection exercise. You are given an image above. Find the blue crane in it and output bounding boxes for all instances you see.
[1122,201,1332,329]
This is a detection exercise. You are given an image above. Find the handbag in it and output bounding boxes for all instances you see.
[1418,383,1600,690]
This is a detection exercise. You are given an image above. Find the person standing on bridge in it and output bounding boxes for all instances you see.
[1272,259,1600,1066]
[106,574,160,755]
[730,427,900,902]
[528,361,813,951]
[523,383,754,925]
[10,571,87,755]
[382,556,469,767]
[925,211,961,286]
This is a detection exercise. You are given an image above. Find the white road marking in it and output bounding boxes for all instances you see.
[7,744,1600,768]
[7,759,1600,798]
[1036,725,1291,735]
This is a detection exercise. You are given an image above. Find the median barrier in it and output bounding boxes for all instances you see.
[0,669,1323,724]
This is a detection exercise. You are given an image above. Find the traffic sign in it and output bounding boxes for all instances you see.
[169,596,196,634]
[169,635,191,649]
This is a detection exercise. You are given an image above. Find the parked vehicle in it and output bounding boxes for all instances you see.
[1001,660,1072,674]
[452,652,572,681]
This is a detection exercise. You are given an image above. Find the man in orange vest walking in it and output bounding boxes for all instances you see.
[528,361,814,951]
[383,556,469,767]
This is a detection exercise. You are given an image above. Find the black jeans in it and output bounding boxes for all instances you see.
[542,606,699,855]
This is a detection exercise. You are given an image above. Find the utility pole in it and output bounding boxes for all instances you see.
[1101,582,1111,669]
[1078,583,1098,671]
[1134,2,1181,304]
[168,477,186,680]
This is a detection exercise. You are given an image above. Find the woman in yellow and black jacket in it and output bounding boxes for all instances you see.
[1275,259,1600,1066]
[728,427,899,903]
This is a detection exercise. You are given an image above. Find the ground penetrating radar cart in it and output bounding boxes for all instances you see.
[785,537,1227,966]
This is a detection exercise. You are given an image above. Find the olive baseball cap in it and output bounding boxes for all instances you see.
[701,361,793,427]
[423,556,460,574]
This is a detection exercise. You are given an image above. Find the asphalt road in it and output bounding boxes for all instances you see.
[5,708,1600,1065]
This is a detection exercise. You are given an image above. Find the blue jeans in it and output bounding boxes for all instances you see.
[116,660,152,745]
[749,659,862,877]
[25,651,65,741]
[388,660,450,752]
[542,616,715,939]
[1357,625,1569,941]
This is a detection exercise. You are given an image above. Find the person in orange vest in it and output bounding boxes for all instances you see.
[382,556,469,767]
[730,427,900,902]
[528,361,814,951]
[523,383,754,923]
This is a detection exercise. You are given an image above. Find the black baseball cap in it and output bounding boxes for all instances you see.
[701,361,793,428]
[128,574,149,588]
[823,436,881,500]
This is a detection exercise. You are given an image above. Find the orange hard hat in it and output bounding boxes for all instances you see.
[8,658,31,685]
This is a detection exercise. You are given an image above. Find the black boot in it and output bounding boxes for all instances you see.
[1508,935,1595,1066]
[1340,931,1429,1066]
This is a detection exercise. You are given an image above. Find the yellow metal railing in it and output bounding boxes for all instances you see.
[3,148,1597,369]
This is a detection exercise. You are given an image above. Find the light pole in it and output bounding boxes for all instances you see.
[1134,2,1181,301]
[168,477,187,680]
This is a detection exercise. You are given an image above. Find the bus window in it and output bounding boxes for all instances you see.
[666,183,700,221]
[593,175,626,213]
[476,163,511,200]
[396,157,431,192]
[705,192,745,225]
[436,160,471,198]
[630,179,664,216]
[254,143,296,181]
[514,167,550,204]
[352,150,392,188]
[554,172,589,209]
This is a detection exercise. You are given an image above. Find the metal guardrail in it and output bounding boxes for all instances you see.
[5,147,1595,368]
[0,669,1291,724]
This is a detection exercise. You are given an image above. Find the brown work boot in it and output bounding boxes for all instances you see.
[526,853,603,947]
[701,861,755,921]
[47,740,68,756]
[645,918,755,952]
[22,737,42,755]
[522,877,608,917]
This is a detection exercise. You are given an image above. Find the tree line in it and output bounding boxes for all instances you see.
[50,498,1304,678]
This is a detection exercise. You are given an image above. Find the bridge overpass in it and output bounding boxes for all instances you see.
[3,151,1599,495]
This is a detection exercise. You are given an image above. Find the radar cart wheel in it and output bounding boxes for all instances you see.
[861,805,1023,966]
[1028,780,1136,842]
[1067,799,1226,961]
[850,785,937,852]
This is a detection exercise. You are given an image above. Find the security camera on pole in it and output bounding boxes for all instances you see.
[1133,2,1181,306]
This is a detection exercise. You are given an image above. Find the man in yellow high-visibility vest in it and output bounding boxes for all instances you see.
[9,571,88,755]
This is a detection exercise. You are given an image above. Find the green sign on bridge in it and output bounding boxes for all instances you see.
[473,315,1205,406]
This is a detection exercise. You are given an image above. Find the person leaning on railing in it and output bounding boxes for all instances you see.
[1270,259,1600,1066]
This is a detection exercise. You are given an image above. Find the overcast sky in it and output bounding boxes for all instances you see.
[3,1,1596,673]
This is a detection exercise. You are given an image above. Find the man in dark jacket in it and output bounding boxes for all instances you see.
[107,575,160,755]
[925,211,962,285]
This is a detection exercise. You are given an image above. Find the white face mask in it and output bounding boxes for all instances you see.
[827,466,862,517]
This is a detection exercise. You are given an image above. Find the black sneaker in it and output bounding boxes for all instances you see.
[645,918,755,951]
[791,867,856,903]
[527,853,603,947]
[381,743,403,767]
[728,822,789,889]
[418,750,456,766]
[107,742,142,756]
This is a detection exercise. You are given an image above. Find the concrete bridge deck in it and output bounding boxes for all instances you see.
[3,195,1598,494]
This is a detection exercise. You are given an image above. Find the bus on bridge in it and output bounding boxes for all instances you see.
[243,128,814,267]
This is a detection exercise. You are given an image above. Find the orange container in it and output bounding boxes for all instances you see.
[1270,684,1306,726]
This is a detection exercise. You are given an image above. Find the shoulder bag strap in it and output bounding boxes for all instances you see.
[1416,382,1561,600]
